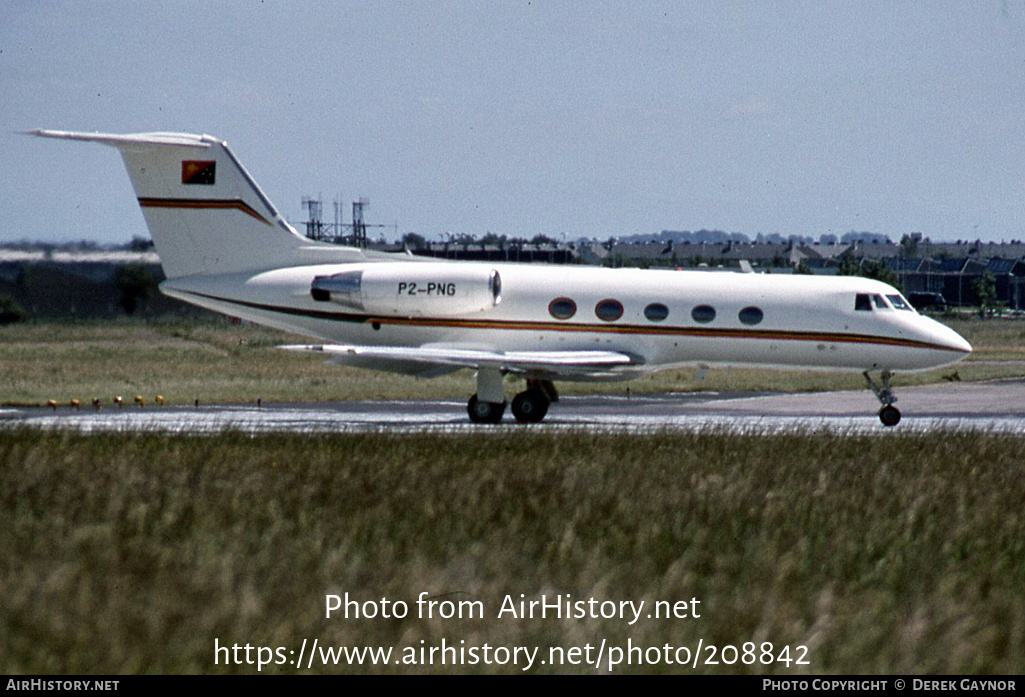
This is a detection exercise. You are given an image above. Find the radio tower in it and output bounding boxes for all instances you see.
[301,196,324,240]
[352,198,369,248]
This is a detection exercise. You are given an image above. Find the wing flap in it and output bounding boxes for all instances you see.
[281,344,642,377]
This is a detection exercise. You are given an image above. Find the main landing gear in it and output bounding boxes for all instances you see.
[511,380,558,423]
[466,369,558,424]
[467,394,506,424]
[864,370,901,427]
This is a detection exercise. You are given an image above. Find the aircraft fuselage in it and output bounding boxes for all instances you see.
[163,260,971,379]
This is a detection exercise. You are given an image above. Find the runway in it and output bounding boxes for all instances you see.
[3,378,1025,435]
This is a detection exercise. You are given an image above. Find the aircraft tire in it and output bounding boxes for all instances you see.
[879,405,901,427]
[467,395,506,424]
[511,390,549,423]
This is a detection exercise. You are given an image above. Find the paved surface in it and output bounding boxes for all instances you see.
[3,379,1025,435]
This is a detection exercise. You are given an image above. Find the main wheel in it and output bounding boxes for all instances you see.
[467,395,506,424]
[511,389,550,423]
[879,405,901,427]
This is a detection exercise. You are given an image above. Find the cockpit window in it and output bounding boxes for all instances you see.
[886,294,913,311]
[855,294,872,311]
[872,294,890,310]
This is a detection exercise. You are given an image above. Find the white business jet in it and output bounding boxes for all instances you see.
[32,130,971,426]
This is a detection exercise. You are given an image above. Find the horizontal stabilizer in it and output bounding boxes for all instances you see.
[26,129,214,148]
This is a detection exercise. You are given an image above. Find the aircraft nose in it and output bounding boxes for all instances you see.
[950,331,972,355]
[932,321,972,355]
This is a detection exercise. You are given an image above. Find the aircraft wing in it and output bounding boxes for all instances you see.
[281,344,643,379]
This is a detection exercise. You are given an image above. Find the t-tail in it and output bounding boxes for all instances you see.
[29,130,364,278]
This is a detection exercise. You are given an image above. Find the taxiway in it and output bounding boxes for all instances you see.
[3,379,1025,435]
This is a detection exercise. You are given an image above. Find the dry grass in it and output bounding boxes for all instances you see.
[1,316,1023,407]
[2,429,1024,674]
[0,318,470,405]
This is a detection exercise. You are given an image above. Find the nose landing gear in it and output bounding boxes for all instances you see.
[864,370,901,427]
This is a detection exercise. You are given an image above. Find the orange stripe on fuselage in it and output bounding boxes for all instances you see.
[137,198,271,225]
[374,316,962,352]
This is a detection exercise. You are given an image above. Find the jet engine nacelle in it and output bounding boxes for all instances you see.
[311,263,502,317]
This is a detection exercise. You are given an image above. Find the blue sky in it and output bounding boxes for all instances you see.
[3,1,1025,244]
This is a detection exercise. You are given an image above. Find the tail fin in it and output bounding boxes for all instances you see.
[30,130,313,278]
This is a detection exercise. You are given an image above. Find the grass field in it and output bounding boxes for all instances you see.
[1,315,1023,407]
[2,317,1024,674]
[1,429,1023,674]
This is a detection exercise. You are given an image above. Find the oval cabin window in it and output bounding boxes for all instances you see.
[739,306,764,325]
[691,305,716,324]
[548,297,577,320]
[644,303,669,322]
[595,299,624,322]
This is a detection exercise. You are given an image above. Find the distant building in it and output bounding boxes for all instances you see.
[0,247,191,319]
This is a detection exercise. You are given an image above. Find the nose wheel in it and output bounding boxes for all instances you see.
[864,370,902,427]
[878,405,901,427]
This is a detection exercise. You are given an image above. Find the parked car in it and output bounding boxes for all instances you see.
[908,292,949,311]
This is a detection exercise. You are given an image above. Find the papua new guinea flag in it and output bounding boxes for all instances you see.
[181,160,216,185]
